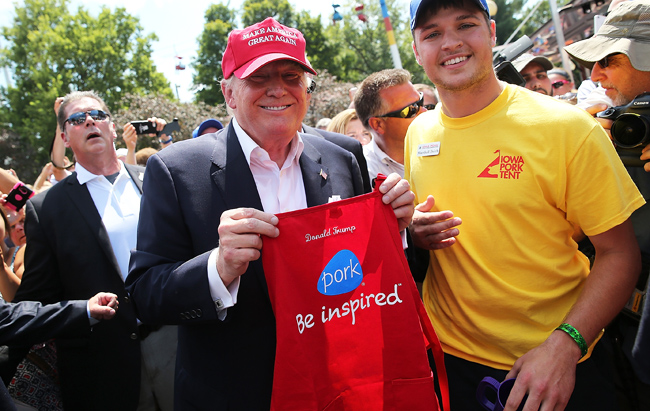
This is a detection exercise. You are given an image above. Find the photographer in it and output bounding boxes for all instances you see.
[565,1,650,408]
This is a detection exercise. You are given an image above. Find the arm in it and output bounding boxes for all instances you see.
[0,299,90,346]
[0,168,20,195]
[504,219,640,411]
[122,123,138,165]
[51,97,67,169]
[125,153,240,324]
[33,163,55,193]
[0,251,21,302]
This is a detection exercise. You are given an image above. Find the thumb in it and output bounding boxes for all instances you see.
[415,195,435,213]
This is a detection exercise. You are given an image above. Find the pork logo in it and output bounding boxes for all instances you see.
[478,149,525,180]
[317,250,363,296]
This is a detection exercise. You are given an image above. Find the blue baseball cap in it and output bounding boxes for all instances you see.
[192,118,224,138]
[410,0,490,30]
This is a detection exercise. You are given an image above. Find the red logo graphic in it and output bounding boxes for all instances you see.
[478,150,525,179]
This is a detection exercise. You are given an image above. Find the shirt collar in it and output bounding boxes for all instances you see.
[232,118,304,168]
[367,136,392,162]
[75,160,127,186]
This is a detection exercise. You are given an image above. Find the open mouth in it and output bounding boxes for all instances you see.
[86,132,101,140]
[443,56,468,66]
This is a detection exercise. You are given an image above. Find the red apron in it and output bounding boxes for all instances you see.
[262,175,449,411]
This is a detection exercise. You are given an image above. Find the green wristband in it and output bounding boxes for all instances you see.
[556,323,588,358]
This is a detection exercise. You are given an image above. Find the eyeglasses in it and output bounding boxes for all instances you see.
[552,80,570,89]
[596,53,621,69]
[64,110,110,127]
[424,104,437,110]
[375,93,424,119]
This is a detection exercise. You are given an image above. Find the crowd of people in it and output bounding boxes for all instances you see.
[0,0,649,410]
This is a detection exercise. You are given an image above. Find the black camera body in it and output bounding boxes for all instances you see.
[597,92,650,149]
[131,120,158,135]
[493,35,533,87]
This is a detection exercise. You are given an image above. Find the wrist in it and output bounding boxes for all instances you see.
[555,323,588,359]
[159,136,172,145]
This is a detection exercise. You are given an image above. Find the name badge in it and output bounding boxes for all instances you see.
[417,142,440,157]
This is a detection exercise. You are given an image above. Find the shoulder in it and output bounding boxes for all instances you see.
[302,133,355,158]
[29,172,75,208]
[154,132,223,168]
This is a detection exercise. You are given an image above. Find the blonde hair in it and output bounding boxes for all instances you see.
[326,109,359,135]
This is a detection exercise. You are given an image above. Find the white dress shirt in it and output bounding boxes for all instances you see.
[207,119,308,319]
[363,137,405,179]
[75,161,141,281]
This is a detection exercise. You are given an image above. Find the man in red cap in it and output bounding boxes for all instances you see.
[126,17,415,409]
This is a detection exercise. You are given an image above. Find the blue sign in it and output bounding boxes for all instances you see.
[317,249,363,296]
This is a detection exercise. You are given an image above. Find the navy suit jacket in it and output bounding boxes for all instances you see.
[0,299,90,411]
[126,124,365,410]
[302,124,371,193]
[12,163,145,411]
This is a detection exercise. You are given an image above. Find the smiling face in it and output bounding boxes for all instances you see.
[61,96,118,169]
[412,5,496,94]
[223,60,310,154]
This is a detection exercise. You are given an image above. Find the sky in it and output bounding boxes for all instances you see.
[0,0,354,102]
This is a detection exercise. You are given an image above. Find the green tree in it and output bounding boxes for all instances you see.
[324,0,410,83]
[492,0,526,46]
[241,0,294,27]
[0,0,172,178]
[193,3,236,106]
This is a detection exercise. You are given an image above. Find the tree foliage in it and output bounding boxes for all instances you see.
[112,93,229,152]
[0,0,173,178]
[192,3,236,106]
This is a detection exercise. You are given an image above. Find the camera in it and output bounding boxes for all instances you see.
[597,92,650,167]
[5,182,34,212]
[597,92,650,149]
[131,120,158,135]
[493,35,533,87]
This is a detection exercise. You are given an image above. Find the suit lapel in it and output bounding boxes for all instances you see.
[124,164,145,194]
[210,124,263,211]
[64,173,122,278]
[300,134,332,208]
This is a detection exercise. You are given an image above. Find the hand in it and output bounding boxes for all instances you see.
[409,195,461,250]
[216,208,279,286]
[53,97,64,116]
[584,103,613,141]
[151,117,167,134]
[503,331,581,411]
[377,173,415,232]
[122,123,138,150]
[642,144,650,172]
[40,162,55,177]
[88,292,119,320]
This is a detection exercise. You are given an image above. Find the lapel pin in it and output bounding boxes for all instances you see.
[320,169,328,180]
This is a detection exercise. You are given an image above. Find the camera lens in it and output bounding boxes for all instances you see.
[611,113,650,149]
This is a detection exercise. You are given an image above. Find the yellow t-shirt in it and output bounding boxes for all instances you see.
[405,84,645,370]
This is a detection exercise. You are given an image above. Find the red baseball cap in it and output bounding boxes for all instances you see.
[222,17,317,79]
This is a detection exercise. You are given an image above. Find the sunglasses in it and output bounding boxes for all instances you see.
[552,80,570,89]
[596,53,621,69]
[424,103,437,110]
[375,93,424,119]
[64,110,110,127]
